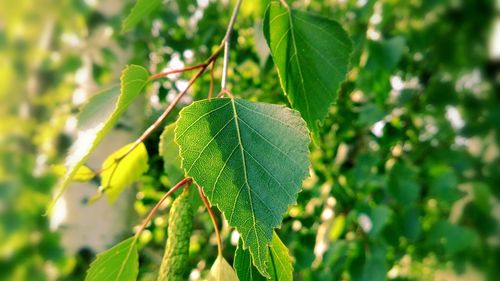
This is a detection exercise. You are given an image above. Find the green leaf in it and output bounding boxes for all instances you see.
[263,1,352,137]
[207,255,239,281]
[85,237,139,281]
[234,232,293,281]
[159,123,184,184]
[175,98,310,276]
[368,205,391,238]
[234,239,266,281]
[48,65,149,213]
[358,244,387,281]
[100,142,149,204]
[122,0,162,33]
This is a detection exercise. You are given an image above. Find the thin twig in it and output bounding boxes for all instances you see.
[221,0,243,91]
[148,64,206,80]
[115,50,221,162]
[113,0,242,163]
[134,177,192,238]
[216,89,235,99]
[197,185,223,256]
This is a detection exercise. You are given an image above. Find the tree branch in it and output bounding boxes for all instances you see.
[197,185,223,256]
[134,177,192,238]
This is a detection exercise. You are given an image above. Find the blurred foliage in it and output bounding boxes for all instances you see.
[1,0,499,280]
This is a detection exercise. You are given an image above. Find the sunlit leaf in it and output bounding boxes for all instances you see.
[207,255,239,281]
[176,98,310,276]
[264,1,352,137]
[122,0,162,32]
[85,237,139,281]
[51,164,95,182]
[159,123,184,184]
[234,232,293,281]
[100,142,149,203]
[48,65,149,213]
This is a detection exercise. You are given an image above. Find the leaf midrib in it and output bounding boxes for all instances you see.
[284,5,312,123]
[230,98,262,264]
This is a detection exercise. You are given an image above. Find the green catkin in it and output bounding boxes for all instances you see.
[157,188,193,281]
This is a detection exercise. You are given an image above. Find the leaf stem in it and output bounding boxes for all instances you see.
[279,0,290,8]
[134,177,192,239]
[221,0,243,91]
[197,185,223,256]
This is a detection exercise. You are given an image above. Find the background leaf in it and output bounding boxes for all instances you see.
[48,65,149,212]
[263,1,352,137]
[122,0,163,32]
[100,142,149,203]
[175,98,310,276]
[85,237,139,281]
[159,123,184,184]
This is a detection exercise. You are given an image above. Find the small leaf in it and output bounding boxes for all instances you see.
[176,98,310,277]
[85,237,139,281]
[51,164,95,182]
[264,1,352,137]
[234,232,293,281]
[48,65,149,213]
[100,142,149,204]
[159,123,184,184]
[207,255,239,281]
[122,0,162,32]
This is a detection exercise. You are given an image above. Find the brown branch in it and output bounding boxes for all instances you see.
[114,46,223,163]
[197,185,223,256]
[134,177,192,238]
[148,63,206,81]
[208,60,216,100]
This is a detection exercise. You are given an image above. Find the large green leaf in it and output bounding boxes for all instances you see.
[159,123,184,184]
[234,232,293,281]
[122,0,162,32]
[100,142,149,203]
[85,237,139,281]
[175,98,310,276]
[263,1,352,137]
[48,65,149,213]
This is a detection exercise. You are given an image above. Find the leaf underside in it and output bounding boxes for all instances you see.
[175,98,310,277]
[85,237,139,281]
[264,1,352,137]
[48,65,149,213]
[159,123,184,184]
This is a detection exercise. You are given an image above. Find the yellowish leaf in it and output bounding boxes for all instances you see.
[207,255,239,281]
[52,164,95,182]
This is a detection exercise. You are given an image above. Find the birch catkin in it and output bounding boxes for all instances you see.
[157,188,193,281]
